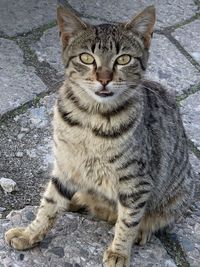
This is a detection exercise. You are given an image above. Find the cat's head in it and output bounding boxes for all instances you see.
[57,5,155,103]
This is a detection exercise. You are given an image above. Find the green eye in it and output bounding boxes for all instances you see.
[80,53,95,64]
[116,54,131,65]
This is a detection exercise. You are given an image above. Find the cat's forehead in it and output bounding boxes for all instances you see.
[67,23,143,58]
[92,24,122,53]
[94,24,120,39]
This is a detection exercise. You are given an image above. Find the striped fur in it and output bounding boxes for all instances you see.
[5,5,195,267]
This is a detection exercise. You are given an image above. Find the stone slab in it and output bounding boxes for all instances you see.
[32,27,200,95]
[0,94,55,213]
[173,20,200,64]
[31,27,64,77]
[0,206,176,267]
[146,34,200,94]
[169,201,200,267]
[0,0,57,37]
[181,91,200,150]
[66,0,198,29]
[0,39,47,116]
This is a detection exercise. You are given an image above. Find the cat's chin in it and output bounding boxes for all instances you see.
[95,91,114,97]
[82,87,117,103]
[91,93,116,103]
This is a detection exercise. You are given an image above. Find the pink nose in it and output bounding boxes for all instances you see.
[96,67,113,86]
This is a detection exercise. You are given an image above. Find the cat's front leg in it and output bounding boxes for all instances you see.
[5,176,74,250]
[103,191,149,267]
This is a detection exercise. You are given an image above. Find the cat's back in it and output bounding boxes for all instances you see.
[141,79,182,134]
[141,80,195,206]
[141,80,177,111]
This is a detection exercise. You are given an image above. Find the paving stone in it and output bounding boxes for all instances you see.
[0,206,176,267]
[181,91,200,150]
[0,0,57,37]
[173,20,200,64]
[146,34,200,94]
[32,28,200,95]
[67,0,197,29]
[31,27,64,77]
[0,39,47,116]
[0,94,55,213]
[149,33,197,94]
[169,201,200,267]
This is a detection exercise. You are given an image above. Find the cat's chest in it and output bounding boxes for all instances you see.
[54,121,118,199]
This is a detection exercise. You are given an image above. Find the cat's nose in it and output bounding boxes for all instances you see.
[96,67,113,86]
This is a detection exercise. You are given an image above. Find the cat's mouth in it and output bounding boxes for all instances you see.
[95,89,114,97]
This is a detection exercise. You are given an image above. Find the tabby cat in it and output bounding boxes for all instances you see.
[5,5,195,267]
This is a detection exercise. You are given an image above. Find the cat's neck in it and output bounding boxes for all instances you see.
[58,79,145,116]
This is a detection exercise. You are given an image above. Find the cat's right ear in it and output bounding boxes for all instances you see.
[57,6,88,49]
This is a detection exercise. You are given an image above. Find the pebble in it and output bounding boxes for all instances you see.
[0,177,17,193]
[16,151,23,158]
[21,127,29,132]
[17,133,24,139]
[0,207,6,212]
[48,247,65,257]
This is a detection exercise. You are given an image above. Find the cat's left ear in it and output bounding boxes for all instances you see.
[57,6,88,49]
[125,6,156,48]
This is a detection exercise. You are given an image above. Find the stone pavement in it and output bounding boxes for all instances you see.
[0,0,200,266]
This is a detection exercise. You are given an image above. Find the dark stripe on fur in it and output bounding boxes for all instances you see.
[58,106,82,127]
[119,190,149,207]
[99,98,134,118]
[108,151,125,163]
[117,158,138,170]
[53,138,58,148]
[44,197,57,204]
[65,55,77,68]
[65,88,89,113]
[62,112,81,127]
[134,201,146,209]
[51,177,74,200]
[122,219,140,228]
[92,117,135,138]
[134,181,151,188]
[119,175,136,182]
[135,57,146,71]
[58,137,68,145]
[128,210,140,217]
[115,42,120,54]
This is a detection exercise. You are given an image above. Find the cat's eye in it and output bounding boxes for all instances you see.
[116,54,131,65]
[80,53,95,64]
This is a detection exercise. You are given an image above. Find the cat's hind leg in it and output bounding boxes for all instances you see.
[69,191,118,224]
[5,177,74,250]
[135,210,175,246]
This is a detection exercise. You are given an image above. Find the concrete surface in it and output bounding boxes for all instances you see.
[173,20,200,64]
[0,0,200,266]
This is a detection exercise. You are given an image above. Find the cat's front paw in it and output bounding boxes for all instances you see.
[5,227,41,250]
[103,247,130,267]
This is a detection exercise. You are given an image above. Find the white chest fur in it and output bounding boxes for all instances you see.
[53,108,118,201]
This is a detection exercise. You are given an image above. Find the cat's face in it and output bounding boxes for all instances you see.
[57,6,155,103]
